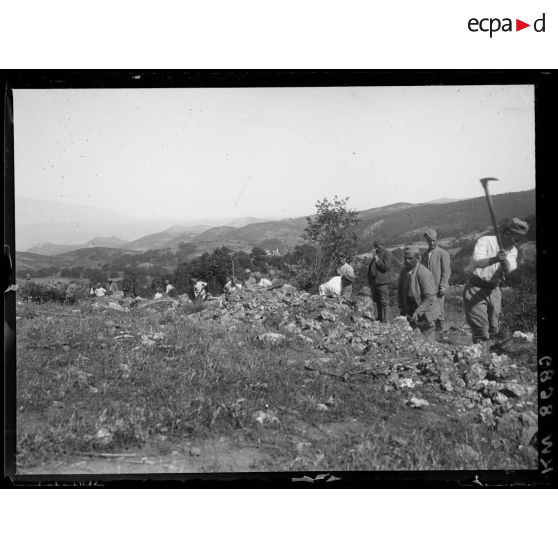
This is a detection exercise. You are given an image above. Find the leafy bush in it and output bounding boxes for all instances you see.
[18,281,88,305]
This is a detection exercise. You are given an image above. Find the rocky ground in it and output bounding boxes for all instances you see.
[16,283,538,473]
[93,283,539,460]
[196,284,537,451]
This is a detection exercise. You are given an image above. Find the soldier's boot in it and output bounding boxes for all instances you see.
[481,339,491,361]
[421,326,434,344]
[435,320,444,341]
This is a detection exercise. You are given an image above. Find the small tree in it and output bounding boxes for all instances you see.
[288,196,359,290]
[250,246,268,272]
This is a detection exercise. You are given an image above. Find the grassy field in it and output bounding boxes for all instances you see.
[15,282,537,474]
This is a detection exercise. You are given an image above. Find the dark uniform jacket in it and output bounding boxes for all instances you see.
[368,247,392,286]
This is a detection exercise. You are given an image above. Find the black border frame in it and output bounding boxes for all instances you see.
[2,70,556,488]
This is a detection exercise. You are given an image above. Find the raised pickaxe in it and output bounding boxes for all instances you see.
[479,177,503,250]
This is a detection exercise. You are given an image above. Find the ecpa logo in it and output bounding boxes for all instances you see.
[468,12,546,37]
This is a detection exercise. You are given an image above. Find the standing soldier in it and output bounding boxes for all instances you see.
[164,279,175,296]
[421,229,451,339]
[463,217,529,358]
[367,239,392,322]
[398,245,440,341]
[109,279,118,295]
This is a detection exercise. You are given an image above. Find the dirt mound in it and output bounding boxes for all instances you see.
[185,284,537,448]
[88,283,537,449]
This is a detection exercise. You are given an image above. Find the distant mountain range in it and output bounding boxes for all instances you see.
[16,189,535,272]
[15,196,272,251]
[28,236,129,256]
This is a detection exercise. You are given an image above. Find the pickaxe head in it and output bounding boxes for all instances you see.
[480,177,499,191]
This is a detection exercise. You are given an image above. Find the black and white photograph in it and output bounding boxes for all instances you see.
[5,75,545,479]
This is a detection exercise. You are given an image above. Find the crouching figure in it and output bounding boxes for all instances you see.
[398,245,440,341]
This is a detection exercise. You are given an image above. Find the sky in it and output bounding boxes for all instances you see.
[13,84,535,222]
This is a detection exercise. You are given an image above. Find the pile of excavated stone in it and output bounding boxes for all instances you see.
[94,283,538,450]
[191,284,537,449]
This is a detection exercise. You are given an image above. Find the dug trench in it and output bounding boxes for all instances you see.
[16,283,538,473]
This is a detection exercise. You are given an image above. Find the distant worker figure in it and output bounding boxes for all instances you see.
[421,229,451,338]
[192,278,208,300]
[94,283,107,297]
[224,276,242,295]
[165,280,175,295]
[367,239,392,322]
[109,280,118,294]
[336,254,355,302]
[463,217,529,357]
[398,246,440,341]
[89,285,95,297]
[244,269,257,288]
[122,277,137,298]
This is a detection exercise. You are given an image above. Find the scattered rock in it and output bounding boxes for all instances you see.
[257,332,287,345]
[320,310,337,322]
[513,331,534,343]
[392,316,412,331]
[407,397,429,408]
[464,363,487,387]
[479,406,496,427]
[189,446,202,457]
[397,378,417,389]
[499,382,533,399]
[95,428,113,445]
[253,410,280,425]
[455,378,467,389]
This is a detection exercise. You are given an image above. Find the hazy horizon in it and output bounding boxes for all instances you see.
[15,187,535,252]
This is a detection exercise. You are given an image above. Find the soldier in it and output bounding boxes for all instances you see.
[165,279,175,296]
[192,277,208,300]
[244,269,257,288]
[421,229,451,338]
[367,239,392,322]
[463,217,529,358]
[336,254,356,302]
[398,245,440,341]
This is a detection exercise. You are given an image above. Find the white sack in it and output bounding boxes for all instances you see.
[319,275,342,297]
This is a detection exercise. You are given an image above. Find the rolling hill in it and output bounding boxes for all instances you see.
[352,189,535,249]
[28,236,129,256]
[122,225,210,251]
[184,190,535,254]
[16,189,535,273]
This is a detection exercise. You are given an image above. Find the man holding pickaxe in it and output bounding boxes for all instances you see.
[463,178,530,359]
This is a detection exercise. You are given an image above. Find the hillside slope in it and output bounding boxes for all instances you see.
[354,190,535,248]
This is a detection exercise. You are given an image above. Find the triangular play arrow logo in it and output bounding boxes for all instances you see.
[516,19,530,31]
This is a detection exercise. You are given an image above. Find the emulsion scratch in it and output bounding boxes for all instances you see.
[234,175,251,207]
